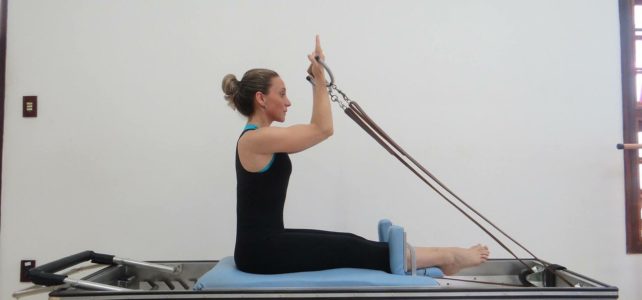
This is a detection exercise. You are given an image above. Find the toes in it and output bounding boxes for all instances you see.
[471,244,489,251]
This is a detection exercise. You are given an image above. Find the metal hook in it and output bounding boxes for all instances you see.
[306,56,334,87]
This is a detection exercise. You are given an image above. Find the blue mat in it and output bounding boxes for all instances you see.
[193,256,440,290]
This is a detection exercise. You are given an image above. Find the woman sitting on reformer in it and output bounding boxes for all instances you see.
[222,35,489,276]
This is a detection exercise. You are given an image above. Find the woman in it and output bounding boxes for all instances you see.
[222,35,489,275]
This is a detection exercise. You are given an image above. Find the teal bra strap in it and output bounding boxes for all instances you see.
[242,123,274,173]
[244,124,258,130]
[258,155,275,173]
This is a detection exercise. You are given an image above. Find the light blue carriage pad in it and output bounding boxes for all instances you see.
[193,256,439,290]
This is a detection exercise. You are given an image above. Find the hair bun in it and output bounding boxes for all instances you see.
[222,74,240,108]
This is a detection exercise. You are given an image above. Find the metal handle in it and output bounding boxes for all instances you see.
[306,56,334,87]
[28,251,114,286]
[28,251,180,288]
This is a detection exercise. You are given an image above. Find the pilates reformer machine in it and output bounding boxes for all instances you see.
[15,59,618,299]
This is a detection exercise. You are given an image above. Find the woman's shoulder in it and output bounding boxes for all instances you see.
[238,124,331,155]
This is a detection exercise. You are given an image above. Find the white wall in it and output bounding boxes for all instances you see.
[2,0,639,298]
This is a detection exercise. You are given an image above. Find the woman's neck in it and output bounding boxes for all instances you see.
[248,114,272,128]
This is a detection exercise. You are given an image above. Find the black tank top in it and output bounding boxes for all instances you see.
[235,127,292,243]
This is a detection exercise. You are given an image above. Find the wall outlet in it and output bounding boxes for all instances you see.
[20,260,36,282]
[23,96,37,118]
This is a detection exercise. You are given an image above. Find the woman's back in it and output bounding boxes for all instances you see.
[235,126,292,242]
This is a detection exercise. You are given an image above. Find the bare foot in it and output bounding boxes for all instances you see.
[406,244,490,275]
[441,245,489,275]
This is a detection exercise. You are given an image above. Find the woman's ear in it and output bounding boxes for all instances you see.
[255,91,267,109]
